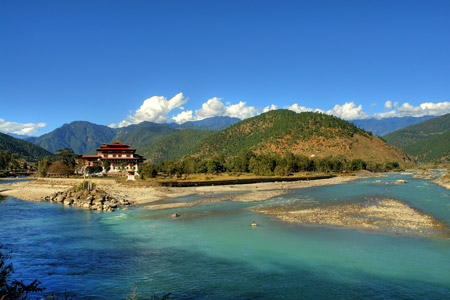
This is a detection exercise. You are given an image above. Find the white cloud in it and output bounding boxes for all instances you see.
[372,110,398,119]
[112,94,261,126]
[384,101,398,110]
[112,93,450,128]
[171,97,260,124]
[194,98,259,121]
[384,101,393,110]
[172,110,196,124]
[108,120,131,128]
[326,102,368,120]
[263,104,278,113]
[286,104,324,114]
[194,97,227,119]
[396,101,450,117]
[111,93,188,127]
[0,119,46,136]
[374,101,450,119]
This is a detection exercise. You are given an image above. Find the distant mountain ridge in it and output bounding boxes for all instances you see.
[26,116,240,157]
[189,110,412,167]
[383,113,450,162]
[27,121,117,154]
[173,117,240,131]
[0,132,52,161]
[351,116,435,136]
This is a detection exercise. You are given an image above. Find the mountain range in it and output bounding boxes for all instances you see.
[3,112,447,165]
[20,117,240,163]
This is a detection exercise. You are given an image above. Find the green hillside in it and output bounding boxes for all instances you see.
[403,131,450,162]
[142,129,215,163]
[382,113,450,162]
[114,122,179,154]
[0,132,52,161]
[189,110,412,166]
[27,121,116,154]
[383,113,450,147]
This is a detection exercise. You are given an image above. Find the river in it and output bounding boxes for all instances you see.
[1,173,449,299]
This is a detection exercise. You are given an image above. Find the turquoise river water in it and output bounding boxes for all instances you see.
[1,173,450,299]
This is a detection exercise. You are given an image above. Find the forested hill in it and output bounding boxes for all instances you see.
[403,131,450,162]
[383,113,450,147]
[0,132,52,161]
[189,110,412,166]
[383,113,450,162]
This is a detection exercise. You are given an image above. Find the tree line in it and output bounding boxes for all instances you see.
[139,150,401,179]
[34,147,400,179]
[0,150,29,177]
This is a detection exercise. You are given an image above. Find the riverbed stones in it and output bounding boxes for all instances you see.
[43,186,130,212]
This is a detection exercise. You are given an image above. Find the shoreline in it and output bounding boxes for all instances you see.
[434,172,450,190]
[0,175,358,210]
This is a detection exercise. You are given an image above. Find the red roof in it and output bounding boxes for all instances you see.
[81,155,100,158]
[97,148,136,151]
[101,157,142,160]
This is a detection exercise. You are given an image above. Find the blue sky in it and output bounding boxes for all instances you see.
[1,0,450,136]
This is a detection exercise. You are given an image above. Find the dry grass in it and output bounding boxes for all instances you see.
[135,171,331,183]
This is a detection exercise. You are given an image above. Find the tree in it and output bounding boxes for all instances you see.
[9,160,19,171]
[295,154,310,172]
[350,159,366,171]
[181,157,198,175]
[103,159,111,173]
[86,165,103,174]
[37,156,54,177]
[159,160,177,177]
[206,155,225,174]
[1,245,44,300]
[47,161,73,177]
[55,148,77,168]
[139,163,158,179]
[230,149,255,172]
[0,151,13,171]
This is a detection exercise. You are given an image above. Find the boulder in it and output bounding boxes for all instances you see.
[394,180,408,184]
[63,198,74,205]
[56,195,65,202]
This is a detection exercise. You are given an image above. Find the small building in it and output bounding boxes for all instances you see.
[79,141,145,174]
